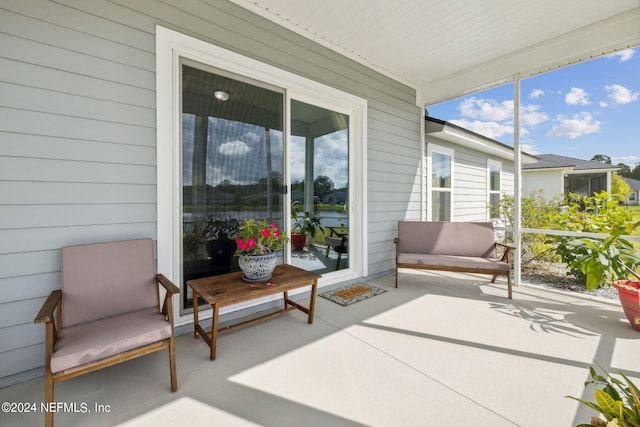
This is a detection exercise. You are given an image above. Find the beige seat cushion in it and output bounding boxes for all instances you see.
[51,308,171,374]
[397,253,510,272]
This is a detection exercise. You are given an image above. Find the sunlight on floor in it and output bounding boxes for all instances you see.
[118,397,260,427]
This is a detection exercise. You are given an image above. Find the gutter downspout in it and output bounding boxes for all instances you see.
[513,73,522,288]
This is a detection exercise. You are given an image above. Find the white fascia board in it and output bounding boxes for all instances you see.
[429,126,537,163]
[522,167,573,173]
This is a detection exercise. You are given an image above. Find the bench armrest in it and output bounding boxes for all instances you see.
[495,242,515,262]
[34,290,62,324]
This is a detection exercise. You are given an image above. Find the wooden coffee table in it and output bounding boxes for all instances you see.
[187,264,321,360]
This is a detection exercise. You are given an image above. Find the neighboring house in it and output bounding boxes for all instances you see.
[425,118,538,222]
[0,1,636,387]
[623,177,640,205]
[522,154,620,200]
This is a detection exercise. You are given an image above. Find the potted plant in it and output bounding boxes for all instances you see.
[204,216,239,271]
[235,219,288,281]
[566,220,640,331]
[566,364,640,426]
[291,202,324,251]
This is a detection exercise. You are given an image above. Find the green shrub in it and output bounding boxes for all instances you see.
[492,191,562,264]
[549,192,638,287]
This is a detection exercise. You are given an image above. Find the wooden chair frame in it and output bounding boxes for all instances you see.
[34,274,179,427]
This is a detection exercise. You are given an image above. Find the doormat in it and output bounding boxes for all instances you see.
[319,283,387,306]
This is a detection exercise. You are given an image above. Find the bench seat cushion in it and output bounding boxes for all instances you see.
[397,253,510,272]
[51,308,171,374]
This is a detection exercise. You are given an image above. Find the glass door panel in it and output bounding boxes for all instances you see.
[181,62,284,308]
[290,100,349,274]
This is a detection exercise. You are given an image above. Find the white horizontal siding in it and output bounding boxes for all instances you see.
[0,182,156,205]
[522,170,563,199]
[0,0,421,384]
[0,107,155,145]
[0,273,60,305]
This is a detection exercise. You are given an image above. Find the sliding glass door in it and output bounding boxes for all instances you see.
[181,61,285,307]
[290,100,350,274]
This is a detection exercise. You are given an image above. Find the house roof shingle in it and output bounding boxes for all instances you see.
[623,177,640,190]
[522,154,620,172]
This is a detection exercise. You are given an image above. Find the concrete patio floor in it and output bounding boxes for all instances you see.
[2,269,639,427]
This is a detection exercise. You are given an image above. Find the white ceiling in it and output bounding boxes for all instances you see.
[231,0,640,106]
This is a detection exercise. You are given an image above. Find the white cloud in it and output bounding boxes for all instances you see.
[458,97,513,121]
[599,101,609,108]
[529,89,544,99]
[608,49,634,62]
[520,143,540,155]
[453,97,548,140]
[218,140,250,156]
[612,155,640,164]
[450,119,514,139]
[604,84,639,105]
[546,112,602,139]
[520,104,549,126]
[565,87,590,105]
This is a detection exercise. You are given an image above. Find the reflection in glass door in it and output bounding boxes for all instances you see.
[290,100,349,274]
[181,61,284,308]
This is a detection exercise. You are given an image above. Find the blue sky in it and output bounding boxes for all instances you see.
[428,48,639,168]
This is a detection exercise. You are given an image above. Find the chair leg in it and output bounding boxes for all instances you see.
[395,266,398,288]
[507,273,513,299]
[490,274,497,283]
[169,338,177,392]
[45,371,53,427]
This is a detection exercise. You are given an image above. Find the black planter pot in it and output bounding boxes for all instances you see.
[206,239,236,267]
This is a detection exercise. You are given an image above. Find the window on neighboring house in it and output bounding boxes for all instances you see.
[488,160,501,219]
[564,173,607,197]
[428,144,453,221]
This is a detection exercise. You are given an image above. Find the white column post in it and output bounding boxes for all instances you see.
[513,73,522,287]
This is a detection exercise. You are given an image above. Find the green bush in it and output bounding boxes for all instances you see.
[492,191,562,264]
[549,192,638,287]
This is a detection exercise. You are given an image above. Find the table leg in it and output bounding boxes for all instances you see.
[307,280,317,324]
[210,302,219,360]
[193,289,200,339]
[283,290,289,309]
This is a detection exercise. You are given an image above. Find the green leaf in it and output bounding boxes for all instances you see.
[566,395,604,414]
[585,261,604,290]
[595,388,621,419]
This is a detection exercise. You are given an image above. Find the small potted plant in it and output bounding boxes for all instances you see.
[291,202,324,251]
[566,364,640,426]
[235,219,288,281]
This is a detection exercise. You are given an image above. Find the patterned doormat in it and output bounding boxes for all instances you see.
[319,283,387,306]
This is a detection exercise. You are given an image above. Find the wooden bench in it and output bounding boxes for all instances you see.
[394,221,514,299]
